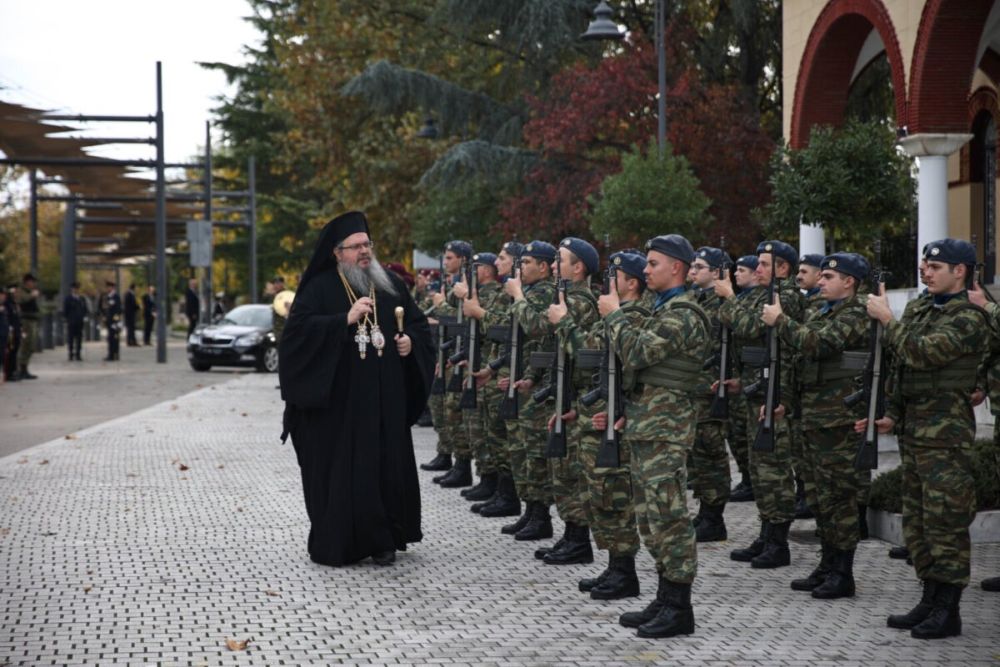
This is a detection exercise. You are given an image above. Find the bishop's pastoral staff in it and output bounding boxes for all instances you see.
[278,211,435,567]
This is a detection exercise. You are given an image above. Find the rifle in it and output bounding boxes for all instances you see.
[446,257,466,393]
[459,259,480,410]
[845,241,889,470]
[709,241,732,419]
[589,254,623,467]
[430,253,448,395]
[545,256,572,458]
[498,258,524,420]
[753,265,780,452]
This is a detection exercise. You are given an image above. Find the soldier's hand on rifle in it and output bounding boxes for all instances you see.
[427,317,439,326]
[504,274,524,301]
[547,290,568,324]
[713,274,735,299]
[453,282,469,299]
[547,409,578,430]
[498,377,510,392]
[969,281,988,308]
[866,284,893,325]
[431,291,446,307]
[473,368,492,389]
[758,403,786,421]
[712,378,742,393]
[514,377,534,394]
[761,293,783,326]
[598,275,620,317]
[854,416,895,434]
[463,295,484,319]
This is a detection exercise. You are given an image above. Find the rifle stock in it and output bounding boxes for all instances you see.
[753,268,780,453]
[852,242,888,470]
[595,257,622,468]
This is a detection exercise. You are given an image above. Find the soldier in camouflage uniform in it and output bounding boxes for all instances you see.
[536,238,602,566]
[502,241,558,541]
[728,255,760,502]
[865,239,990,639]
[599,234,711,639]
[471,243,524,518]
[687,247,733,542]
[763,252,871,600]
[715,240,805,569]
[790,254,824,522]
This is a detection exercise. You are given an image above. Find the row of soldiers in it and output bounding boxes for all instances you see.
[415,233,996,641]
[1,274,42,381]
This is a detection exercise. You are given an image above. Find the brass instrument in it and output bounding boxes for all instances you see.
[272,290,296,317]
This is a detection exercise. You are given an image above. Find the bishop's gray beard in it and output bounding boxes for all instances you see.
[340,256,398,298]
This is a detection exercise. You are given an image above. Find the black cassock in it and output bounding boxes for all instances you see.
[279,254,433,566]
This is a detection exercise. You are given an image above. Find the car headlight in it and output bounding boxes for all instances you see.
[235,332,263,347]
[188,333,201,345]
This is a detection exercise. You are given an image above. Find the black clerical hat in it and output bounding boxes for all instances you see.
[328,211,370,247]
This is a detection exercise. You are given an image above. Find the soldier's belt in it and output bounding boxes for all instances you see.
[635,356,702,391]
[741,346,766,368]
[800,351,868,387]
[486,324,509,343]
[576,348,603,369]
[900,355,979,395]
[529,351,555,369]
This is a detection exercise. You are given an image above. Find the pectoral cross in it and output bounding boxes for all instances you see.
[355,322,370,359]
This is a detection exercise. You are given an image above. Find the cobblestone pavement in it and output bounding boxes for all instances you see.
[0,373,997,666]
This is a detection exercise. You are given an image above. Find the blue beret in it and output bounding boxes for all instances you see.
[501,241,524,258]
[694,246,729,269]
[923,238,975,266]
[756,240,798,266]
[736,255,758,270]
[610,251,647,280]
[522,240,557,263]
[472,252,497,266]
[445,240,473,259]
[645,234,695,264]
[800,253,824,268]
[560,237,599,275]
[822,252,870,282]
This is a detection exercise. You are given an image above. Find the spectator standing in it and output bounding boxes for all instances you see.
[124,284,139,346]
[16,273,40,380]
[184,278,200,338]
[142,286,156,346]
[63,282,88,361]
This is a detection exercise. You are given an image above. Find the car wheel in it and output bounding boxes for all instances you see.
[259,345,279,373]
[190,361,211,372]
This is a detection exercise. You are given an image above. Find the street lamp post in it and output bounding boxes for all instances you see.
[583,0,666,157]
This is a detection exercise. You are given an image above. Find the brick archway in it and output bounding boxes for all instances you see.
[909,0,996,134]
[791,0,907,149]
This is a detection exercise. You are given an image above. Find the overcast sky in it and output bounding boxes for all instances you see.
[0,0,258,170]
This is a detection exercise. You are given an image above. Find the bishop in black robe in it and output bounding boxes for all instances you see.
[279,211,434,566]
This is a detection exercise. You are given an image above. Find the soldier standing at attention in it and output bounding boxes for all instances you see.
[15,274,40,380]
[102,281,122,362]
[599,235,711,639]
[727,255,760,502]
[762,252,870,599]
[503,241,558,541]
[863,239,989,640]
[63,282,88,361]
[715,240,805,570]
[791,254,825,522]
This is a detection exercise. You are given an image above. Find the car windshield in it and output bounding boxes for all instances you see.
[220,305,272,329]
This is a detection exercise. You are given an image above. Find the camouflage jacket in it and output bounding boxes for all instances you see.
[884,291,990,445]
[550,280,600,391]
[606,289,711,443]
[692,286,723,402]
[779,295,868,430]
[980,301,1000,414]
[511,279,557,385]
[478,280,513,380]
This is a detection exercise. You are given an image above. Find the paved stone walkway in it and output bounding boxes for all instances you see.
[0,373,997,665]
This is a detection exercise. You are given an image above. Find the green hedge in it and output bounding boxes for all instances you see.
[869,439,1000,514]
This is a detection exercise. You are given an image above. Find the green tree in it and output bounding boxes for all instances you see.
[588,140,712,248]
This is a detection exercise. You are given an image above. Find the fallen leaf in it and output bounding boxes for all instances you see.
[241,412,248,417]
[170,404,179,411]
[0,528,10,537]
[64,434,77,440]
[216,464,225,470]
[16,458,27,464]
[86,569,93,575]
[225,638,251,651]
[264,589,280,596]
[38,460,49,465]
[178,463,190,471]
[83,585,92,593]
[170,458,180,465]
[126,473,139,478]
[195,383,204,388]
[236,507,244,512]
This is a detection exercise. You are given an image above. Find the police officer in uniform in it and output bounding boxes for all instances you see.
[102,281,122,361]
[864,239,989,639]
[599,235,711,638]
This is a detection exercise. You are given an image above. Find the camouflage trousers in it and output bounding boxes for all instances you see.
[549,415,588,525]
[468,385,507,476]
[802,423,861,550]
[429,391,448,455]
[17,319,37,369]
[580,428,639,557]
[509,396,553,504]
[727,390,750,475]
[689,411,731,507]
[746,406,795,523]
[631,439,697,584]
[791,418,819,511]
[900,437,976,587]
[445,390,471,459]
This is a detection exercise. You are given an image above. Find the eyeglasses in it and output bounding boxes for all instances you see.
[338,241,374,252]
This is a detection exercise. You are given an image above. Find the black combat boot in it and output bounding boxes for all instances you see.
[463,472,498,501]
[514,502,553,541]
[911,583,962,639]
[857,504,869,540]
[590,555,640,600]
[887,579,936,629]
[694,502,727,543]
[416,406,433,427]
[534,533,566,560]
[982,577,1000,592]
[750,521,791,569]
[500,501,533,535]
[438,458,473,488]
[888,545,910,560]
[791,543,832,591]
[479,474,521,517]
[19,367,38,380]
[544,522,593,565]
[636,578,695,638]
[730,471,754,502]
[619,575,666,628]
[730,521,769,562]
[420,452,451,472]
[811,548,855,599]
[793,478,813,519]
[579,552,613,592]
